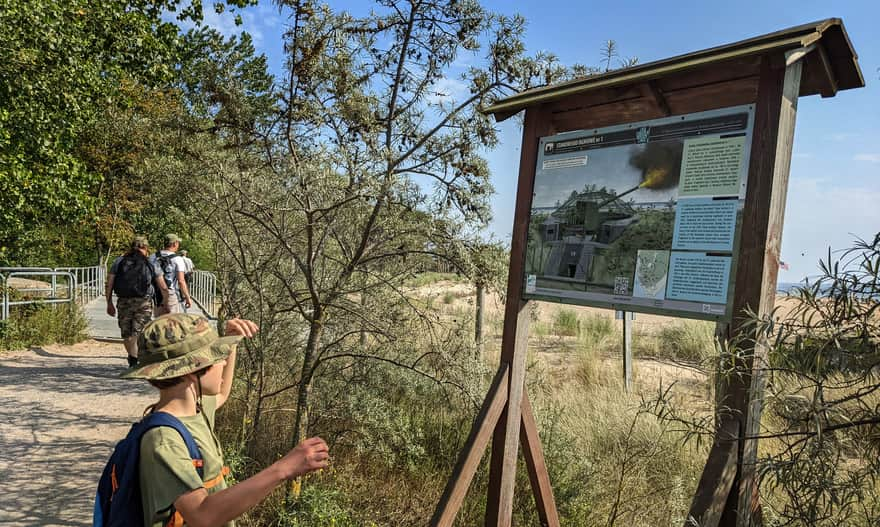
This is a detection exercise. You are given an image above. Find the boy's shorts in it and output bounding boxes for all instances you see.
[116,297,153,338]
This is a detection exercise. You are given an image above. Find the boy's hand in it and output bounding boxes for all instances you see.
[277,437,330,480]
[106,303,116,317]
[225,318,259,338]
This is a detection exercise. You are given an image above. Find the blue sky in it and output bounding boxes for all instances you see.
[200,0,878,282]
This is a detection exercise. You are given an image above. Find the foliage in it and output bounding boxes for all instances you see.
[633,319,716,363]
[197,3,599,498]
[581,312,615,344]
[750,234,880,526]
[468,240,509,295]
[0,0,261,265]
[0,303,88,351]
[646,233,880,526]
[537,361,706,527]
[553,308,580,337]
[271,482,356,527]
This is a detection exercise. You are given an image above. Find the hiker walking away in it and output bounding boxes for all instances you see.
[180,249,195,293]
[150,234,192,315]
[105,236,171,367]
[120,315,329,527]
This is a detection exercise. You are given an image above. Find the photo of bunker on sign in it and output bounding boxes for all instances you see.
[523,105,755,320]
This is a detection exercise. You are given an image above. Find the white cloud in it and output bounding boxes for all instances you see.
[200,8,264,45]
[167,4,273,46]
[781,177,880,281]
[854,153,880,163]
[426,76,470,106]
[829,133,855,142]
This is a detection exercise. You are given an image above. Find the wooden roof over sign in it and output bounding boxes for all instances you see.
[484,18,863,122]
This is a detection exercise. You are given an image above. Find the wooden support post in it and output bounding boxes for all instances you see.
[622,312,633,392]
[687,49,803,527]
[734,48,803,527]
[486,105,552,527]
[434,105,557,527]
[814,43,838,97]
[487,302,531,526]
[520,389,561,527]
[430,365,510,527]
[685,421,740,527]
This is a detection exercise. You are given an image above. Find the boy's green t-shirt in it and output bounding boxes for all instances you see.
[139,396,233,527]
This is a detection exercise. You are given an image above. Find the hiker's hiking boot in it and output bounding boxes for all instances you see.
[127,355,139,368]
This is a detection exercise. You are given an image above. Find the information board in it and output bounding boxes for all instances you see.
[523,105,755,320]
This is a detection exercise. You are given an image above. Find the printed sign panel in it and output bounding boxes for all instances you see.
[523,105,754,320]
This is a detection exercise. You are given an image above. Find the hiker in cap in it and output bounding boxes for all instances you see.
[123,314,330,527]
[179,249,195,298]
[150,234,192,315]
[105,236,171,367]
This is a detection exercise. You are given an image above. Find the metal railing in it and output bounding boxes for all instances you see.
[189,270,218,318]
[0,266,105,320]
[55,266,106,306]
[1,270,77,320]
[0,265,217,320]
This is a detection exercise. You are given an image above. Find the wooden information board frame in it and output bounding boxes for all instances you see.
[431,19,863,527]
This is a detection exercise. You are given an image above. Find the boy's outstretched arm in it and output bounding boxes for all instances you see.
[172,437,329,527]
[216,318,258,408]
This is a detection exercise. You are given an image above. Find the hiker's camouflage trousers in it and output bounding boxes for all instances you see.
[116,296,153,338]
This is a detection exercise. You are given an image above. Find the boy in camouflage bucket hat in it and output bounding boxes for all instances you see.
[123,314,330,527]
[121,314,240,380]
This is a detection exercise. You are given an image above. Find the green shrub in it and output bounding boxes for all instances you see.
[553,309,580,337]
[581,313,613,343]
[532,320,550,338]
[271,483,356,527]
[573,345,620,388]
[442,291,455,304]
[632,329,660,357]
[0,303,88,350]
[655,320,715,362]
[543,383,706,526]
[634,320,715,363]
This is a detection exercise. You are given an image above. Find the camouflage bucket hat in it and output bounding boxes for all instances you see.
[121,314,242,380]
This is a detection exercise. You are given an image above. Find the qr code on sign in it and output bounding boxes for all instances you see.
[614,277,629,295]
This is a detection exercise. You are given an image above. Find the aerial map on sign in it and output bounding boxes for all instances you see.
[523,105,755,320]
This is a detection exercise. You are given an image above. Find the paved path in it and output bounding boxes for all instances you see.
[84,296,210,340]
[0,341,155,526]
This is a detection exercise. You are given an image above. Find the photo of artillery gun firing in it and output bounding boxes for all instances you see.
[538,187,640,281]
[526,140,682,294]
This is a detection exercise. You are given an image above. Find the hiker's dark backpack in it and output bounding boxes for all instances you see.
[112,254,154,299]
[93,412,203,527]
[151,251,176,306]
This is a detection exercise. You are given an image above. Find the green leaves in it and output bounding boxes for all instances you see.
[0,0,267,264]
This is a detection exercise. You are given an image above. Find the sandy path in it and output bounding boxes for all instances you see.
[0,341,155,526]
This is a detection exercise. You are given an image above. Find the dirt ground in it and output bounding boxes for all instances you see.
[0,340,154,526]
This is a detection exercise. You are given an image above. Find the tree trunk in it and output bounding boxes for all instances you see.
[475,282,485,358]
[286,315,323,502]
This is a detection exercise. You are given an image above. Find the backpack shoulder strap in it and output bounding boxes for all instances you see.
[139,413,204,478]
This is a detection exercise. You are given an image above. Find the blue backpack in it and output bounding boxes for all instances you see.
[93,412,203,527]
[150,251,177,306]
